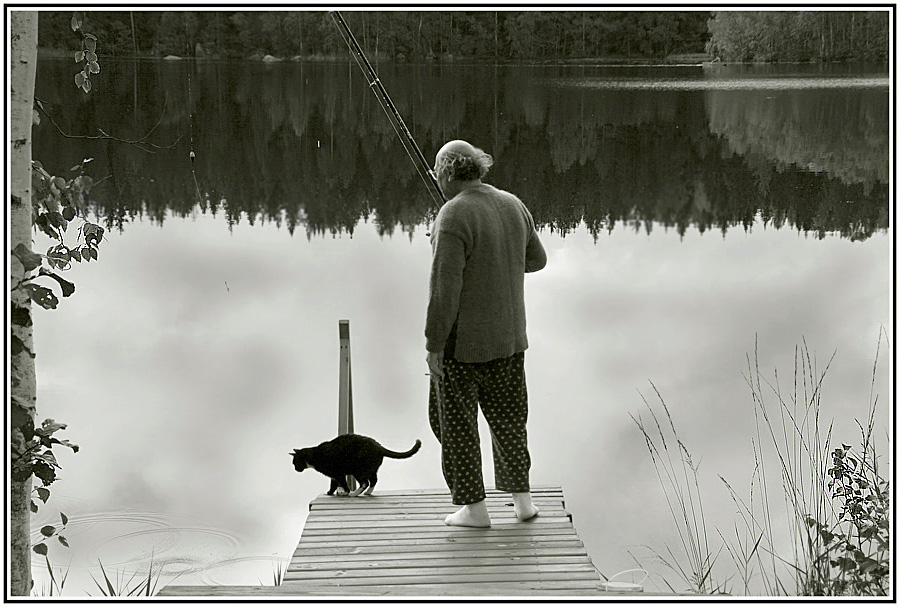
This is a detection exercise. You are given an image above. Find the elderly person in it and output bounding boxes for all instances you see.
[425,140,547,527]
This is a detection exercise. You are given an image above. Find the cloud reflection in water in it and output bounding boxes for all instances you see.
[31,209,889,594]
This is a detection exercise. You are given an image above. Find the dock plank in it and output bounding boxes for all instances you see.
[292,538,586,554]
[285,563,599,582]
[290,545,589,560]
[302,518,573,531]
[298,525,577,539]
[159,485,623,597]
[288,554,594,571]
[161,580,620,597]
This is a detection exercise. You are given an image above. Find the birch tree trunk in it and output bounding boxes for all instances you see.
[9,10,38,597]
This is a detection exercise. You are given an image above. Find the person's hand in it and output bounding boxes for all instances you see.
[427,351,444,380]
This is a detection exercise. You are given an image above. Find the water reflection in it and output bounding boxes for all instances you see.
[28,59,890,596]
[29,211,889,595]
[33,60,888,241]
[705,88,888,188]
[30,501,244,591]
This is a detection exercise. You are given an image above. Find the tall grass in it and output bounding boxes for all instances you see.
[272,556,287,586]
[714,338,837,595]
[32,554,169,597]
[631,383,726,594]
[632,333,889,596]
[31,555,70,596]
[90,556,167,596]
[256,556,289,586]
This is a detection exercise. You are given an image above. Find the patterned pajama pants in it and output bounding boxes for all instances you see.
[428,351,531,505]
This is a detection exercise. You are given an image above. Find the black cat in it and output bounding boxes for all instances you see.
[291,434,422,496]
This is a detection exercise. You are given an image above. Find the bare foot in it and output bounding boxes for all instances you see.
[444,501,491,527]
[512,492,540,521]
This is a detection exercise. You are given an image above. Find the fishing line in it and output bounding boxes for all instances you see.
[330,11,445,210]
[185,14,202,205]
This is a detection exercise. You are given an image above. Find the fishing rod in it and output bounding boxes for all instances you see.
[330,11,446,210]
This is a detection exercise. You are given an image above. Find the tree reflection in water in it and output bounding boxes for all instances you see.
[33,59,888,241]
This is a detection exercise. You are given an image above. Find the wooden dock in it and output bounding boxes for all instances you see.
[160,327,643,597]
[159,485,637,597]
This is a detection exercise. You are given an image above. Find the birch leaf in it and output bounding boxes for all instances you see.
[38,268,76,297]
[12,243,43,272]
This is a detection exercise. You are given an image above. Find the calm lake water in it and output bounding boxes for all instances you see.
[29,59,890,595]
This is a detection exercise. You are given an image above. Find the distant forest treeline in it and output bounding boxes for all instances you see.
[706,11,889,63]
[37,10,888,63]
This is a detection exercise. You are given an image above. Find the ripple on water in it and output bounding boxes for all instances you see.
[89,526,242,571]
[552,76,890,90]
[197,555,292,586]
[30,510,171,547]
[30,508,242,575]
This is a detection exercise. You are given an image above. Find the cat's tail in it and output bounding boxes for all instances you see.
[381,439,422,459]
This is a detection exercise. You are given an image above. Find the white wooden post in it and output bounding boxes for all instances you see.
[338,320,356,491]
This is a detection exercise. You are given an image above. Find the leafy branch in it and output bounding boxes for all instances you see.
[804,442,890,595]
[10,161,98,480]
[12,419,79,486]
[12,416,78,549]
[10,157,104,353]
[33,512,71,557]
[71,12,99,93]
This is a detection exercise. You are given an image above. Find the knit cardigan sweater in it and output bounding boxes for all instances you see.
[426,183,547,363]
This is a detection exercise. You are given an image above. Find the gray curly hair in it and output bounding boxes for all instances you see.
[435,147,494,181]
